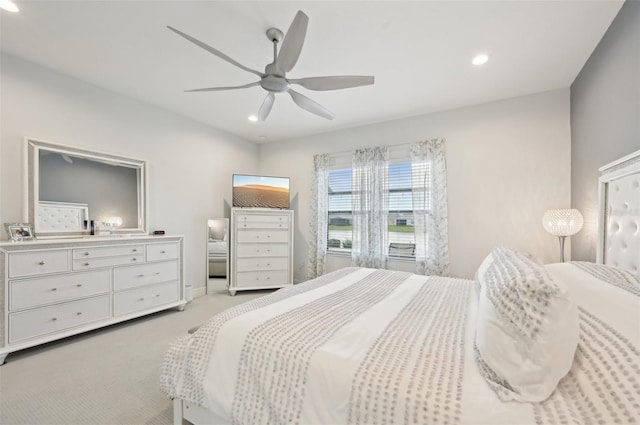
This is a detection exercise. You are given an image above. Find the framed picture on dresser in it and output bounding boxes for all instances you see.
[4,222,35,241]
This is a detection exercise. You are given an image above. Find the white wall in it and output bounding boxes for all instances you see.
[259,89,571,280]
[0,54,259,293]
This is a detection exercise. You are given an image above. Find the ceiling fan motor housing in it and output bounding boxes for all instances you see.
[260,75,290,93]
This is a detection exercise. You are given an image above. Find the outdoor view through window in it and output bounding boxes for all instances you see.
[327,162,426,258]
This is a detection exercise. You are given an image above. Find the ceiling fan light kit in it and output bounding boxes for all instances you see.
[168,10,374,121]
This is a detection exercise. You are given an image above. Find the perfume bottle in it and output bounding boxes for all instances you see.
[90,220,95,236]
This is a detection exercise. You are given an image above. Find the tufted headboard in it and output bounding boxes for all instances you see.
[597,149,640,277]
[37,201,89,233]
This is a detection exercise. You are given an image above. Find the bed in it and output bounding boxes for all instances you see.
[160,151,640,425]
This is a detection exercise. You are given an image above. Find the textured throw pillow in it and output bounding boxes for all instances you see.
[474,246,579,402]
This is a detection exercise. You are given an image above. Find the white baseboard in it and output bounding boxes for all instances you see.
[193,286,207,298]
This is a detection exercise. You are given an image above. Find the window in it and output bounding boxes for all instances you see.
[327,160,429,259]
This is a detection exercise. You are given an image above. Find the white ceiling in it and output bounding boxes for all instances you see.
[0,0,623,143]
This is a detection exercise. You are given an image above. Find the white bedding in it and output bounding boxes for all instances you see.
[208,241,227,258]
[160,264,639,425]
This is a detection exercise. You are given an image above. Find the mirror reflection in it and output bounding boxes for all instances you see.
[27,139,147,237]
[207,218,229,293]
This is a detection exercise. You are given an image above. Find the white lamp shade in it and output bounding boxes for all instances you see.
[542,209,584,237]
[105,216,123,227]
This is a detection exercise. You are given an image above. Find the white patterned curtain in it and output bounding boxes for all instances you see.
[351,146,389,269]
[307,153,331,278]
[411,139,449,275]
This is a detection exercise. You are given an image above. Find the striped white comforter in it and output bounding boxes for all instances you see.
[160,265,639,425]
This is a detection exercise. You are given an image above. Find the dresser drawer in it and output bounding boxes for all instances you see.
[72,245,144,259]
[73,254,144,270]
[146,242,179,261]
[9,250,70,278]
[9,295,111,344]
[113,260,179,291]
[235,257,290,273]
[236,230,290,244]
[236,270,290,288]
[113,281,179,316]
[236,220,289,230]
[10,269,111,311]
[235,213,290,224]
[236,243,290,258]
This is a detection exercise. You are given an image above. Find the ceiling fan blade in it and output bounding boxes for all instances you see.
[185,82,260,92]
[259,92,276,121]
[276,11,308,73]
[167,26,265,78]
[288,89,334,120]
[288,75,375,91]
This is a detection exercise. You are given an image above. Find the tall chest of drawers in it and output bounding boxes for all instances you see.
[0,235,185,364]
[229,208,293,296]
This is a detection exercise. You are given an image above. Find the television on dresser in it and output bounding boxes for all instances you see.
[232,174,290,209]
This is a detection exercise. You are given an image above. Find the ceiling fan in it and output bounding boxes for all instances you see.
[167,10,374,121]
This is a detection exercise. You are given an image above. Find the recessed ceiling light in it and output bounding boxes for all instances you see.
[248,115,258,122]
[0,0,19,12]
[472,54,489,66]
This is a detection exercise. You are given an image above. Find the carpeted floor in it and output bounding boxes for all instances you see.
[0,280,269,425]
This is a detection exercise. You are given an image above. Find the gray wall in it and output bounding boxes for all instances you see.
[571,0,640,261]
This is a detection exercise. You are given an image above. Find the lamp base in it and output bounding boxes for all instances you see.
[558,236,567,263]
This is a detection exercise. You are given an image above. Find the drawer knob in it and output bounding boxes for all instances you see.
[132,249,137,252]
[267,235,271,238]
[77,284,83,287]
[155,294,160,297]
[243,224,247,227]
[84,263,90,266]
[161,250,166,254]
[39,261,45,265]
[139,274,145,278]
[77,312,82,316]
[156,272,161,275]
[132,258,137,262]
[52,317,57,321]
[83,252,89,256]
[51,287,57,291]
[139,297,145,301]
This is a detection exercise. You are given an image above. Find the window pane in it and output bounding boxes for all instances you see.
[326,160,430,258]
[328,168,352,252]
[388,162,415,257]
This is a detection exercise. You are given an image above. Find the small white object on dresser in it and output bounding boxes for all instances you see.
[0,235,185,365]
[229,208,294,296]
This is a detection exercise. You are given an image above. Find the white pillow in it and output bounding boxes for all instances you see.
[474,247,579,402]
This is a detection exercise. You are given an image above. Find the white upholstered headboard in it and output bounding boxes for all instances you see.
[597,149,640,277]
[37,201,89,233]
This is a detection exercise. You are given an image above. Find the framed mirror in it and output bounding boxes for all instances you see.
[207,218,229,293]
[26,138,148,238]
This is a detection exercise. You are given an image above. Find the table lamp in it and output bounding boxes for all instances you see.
[542,209,583,262]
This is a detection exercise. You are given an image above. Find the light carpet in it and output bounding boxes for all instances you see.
[0,281,269,425]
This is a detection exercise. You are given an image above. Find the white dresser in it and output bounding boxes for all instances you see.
[0,235,185,364]
[229,208,293,296]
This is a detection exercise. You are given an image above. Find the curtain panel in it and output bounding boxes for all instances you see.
[307,153,331,279]
[351,146,389,269]
[410,139,450,276]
